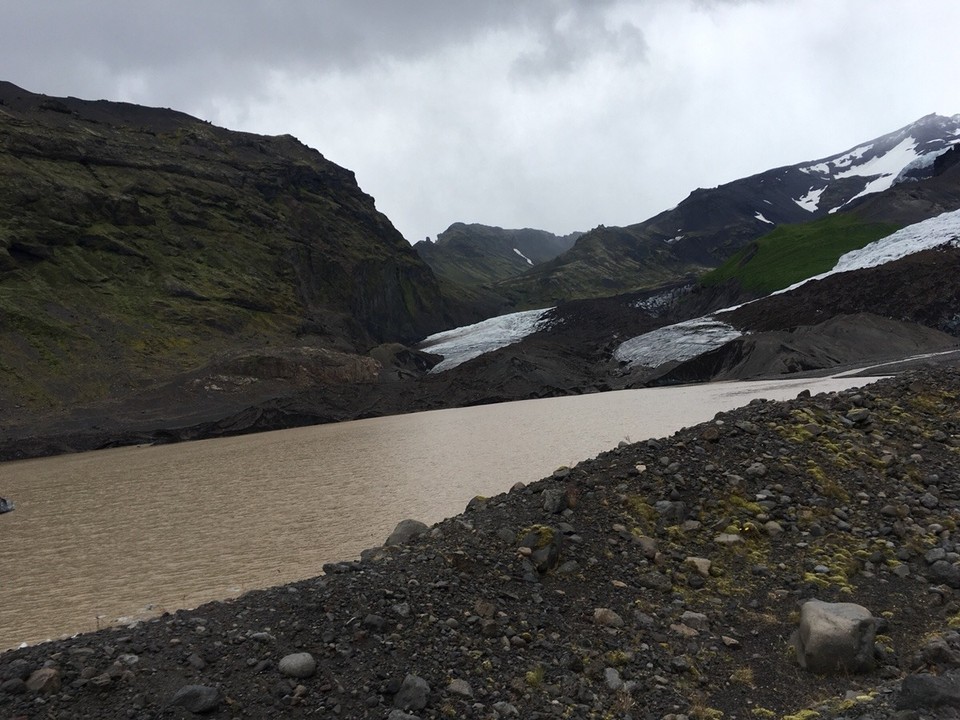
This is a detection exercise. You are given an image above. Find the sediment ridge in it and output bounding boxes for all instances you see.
[3,365,960,719]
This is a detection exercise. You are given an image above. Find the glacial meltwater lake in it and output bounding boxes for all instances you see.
[0,375,880,649]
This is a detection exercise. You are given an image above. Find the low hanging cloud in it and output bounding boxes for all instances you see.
[2,0,959,245]
[511,4,648,80]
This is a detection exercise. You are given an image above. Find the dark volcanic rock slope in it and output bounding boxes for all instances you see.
[0,82,447,418]
[500,114,960,306]
[2,367,960,719]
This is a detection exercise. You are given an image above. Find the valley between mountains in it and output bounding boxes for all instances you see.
[3,84,960,461]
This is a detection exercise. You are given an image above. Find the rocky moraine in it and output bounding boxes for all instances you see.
[3,365,960,719]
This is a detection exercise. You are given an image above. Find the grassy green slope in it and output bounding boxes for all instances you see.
[700,213,901,295]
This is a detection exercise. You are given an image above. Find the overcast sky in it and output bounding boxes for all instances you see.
[3,1,959,243]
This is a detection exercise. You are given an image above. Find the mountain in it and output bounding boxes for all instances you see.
[412,223,580,315]
[410,160,960,403]
[4,93,960,461]
[414,223,579,286]
[0,81,448,424]
[497,113,960,307]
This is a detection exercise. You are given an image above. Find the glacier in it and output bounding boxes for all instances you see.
[612,318,743,369]
[419,308,552,372]
[422,209,960,376]
[614,208,960,370]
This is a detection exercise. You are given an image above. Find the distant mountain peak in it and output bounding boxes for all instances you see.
[796,113,960,210]
[492,111,960,306]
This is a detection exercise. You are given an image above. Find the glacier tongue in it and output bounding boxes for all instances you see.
[419,308,552,373]
[613,208,960,371]
[613,318,742,369]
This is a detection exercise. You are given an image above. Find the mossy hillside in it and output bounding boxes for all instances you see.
[496,226,709,308]
[0,86,448,411]
[416,224,572,285]
[700,213,901,295]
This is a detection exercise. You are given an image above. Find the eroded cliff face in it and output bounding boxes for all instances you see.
[0,81,447,412]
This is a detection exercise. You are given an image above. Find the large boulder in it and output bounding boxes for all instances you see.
[385,519,429,546]
[278,652,317,679]
[897,671,960,711]
[791,600,876,674]
[169,684,221,714]
[394,673,431,711]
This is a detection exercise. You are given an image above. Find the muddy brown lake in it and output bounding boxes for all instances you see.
[0,375,879,649]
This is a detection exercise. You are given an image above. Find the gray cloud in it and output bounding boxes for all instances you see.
[511,5,647,79]
[1,0,959,247]
[2,1,632,102]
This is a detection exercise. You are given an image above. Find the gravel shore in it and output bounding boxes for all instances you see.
[3,365,960,719]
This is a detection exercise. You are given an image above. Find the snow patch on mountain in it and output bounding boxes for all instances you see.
[831,144,874,169]
[833,137,920,203]
[513,248,534,266]
[801,145,873,174]
[616,209,960,371]
[613,318,743,369]
[794,186,826,212]
[420,308,552,372]
[754,212,774,225]
[843,138,919,177]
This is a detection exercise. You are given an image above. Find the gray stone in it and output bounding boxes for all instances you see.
[846,408,871,423]
[655,500,686,522]
[593,608,625,628]
[542,488,567,514]
[116,653,139,666]
[392,602,411,618]
[388,712,421,720]
[746,462,767,477]
[897,672,960,710]
[0,678,25,694]
[764,521,784,537]
[681,611,709,630]
[920,492,939,509]
[25,667,60,694]
[685,557,712,577]
[447,678,473,697]
[915,636,960,667]
[493,701,520,716]
[278,652,317,679]
[892,564,910,578]
[925,547,947,564]
[394,674,431,711]
[4,658,32,680]
[386,519,430,546]
[928,560,960,588]
[604,667,623,690]
[791,600,876,674]
[531,542,561,573]
[363,614,386,631]
[638,571,673,592]
[635,535,659,559]
[169,684,221,714]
